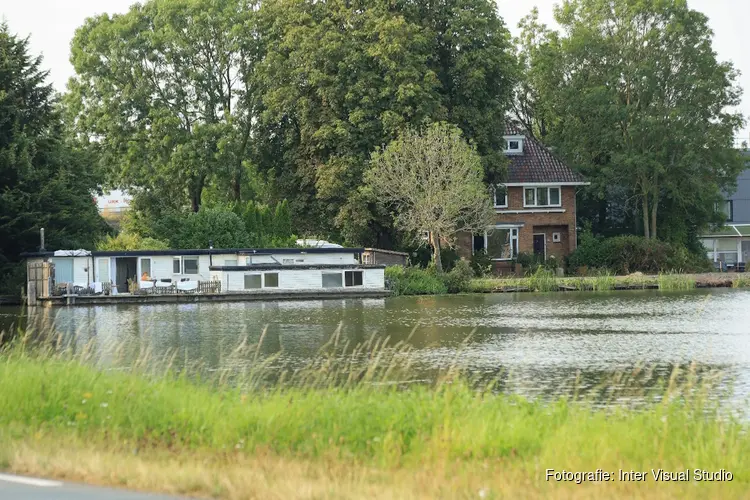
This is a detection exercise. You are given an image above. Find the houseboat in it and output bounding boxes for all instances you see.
[22,247,388,306]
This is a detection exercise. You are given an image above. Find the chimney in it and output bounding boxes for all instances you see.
[40,228,46,252]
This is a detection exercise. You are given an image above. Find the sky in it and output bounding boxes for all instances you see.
[3,0,750,140]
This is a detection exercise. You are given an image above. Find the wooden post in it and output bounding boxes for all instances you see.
[27,282,37,307]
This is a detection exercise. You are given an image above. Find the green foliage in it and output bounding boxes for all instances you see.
[0,23,108,294]
[255,0,515,242]
[168,208,251,249]
[526,267,558,292]
[96,232,170,251]
[67,0,257,213]
[469,250,493,278]
[367,123,495,272]
[567,234,712,275]
[2,348,748,479]
[385,266,448,296]
[657,273,697,291]
[442,260,474,294]
[516,0,745,240]
[236,199,296,248]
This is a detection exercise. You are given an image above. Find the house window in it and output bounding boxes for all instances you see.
[173,257,181,274]
[476,227,519,260]
[322,272,343,288]
[98,258,110,283]
[264,273,279,288]
[345,270,364,287]
[244,274,262,289]
[524,187,561,208]
[504,136,523,153]
[183,257,199,275]
[717,200,733,222]
[493,185,508,208]
[140,258,151,278]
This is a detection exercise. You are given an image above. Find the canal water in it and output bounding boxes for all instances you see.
[2,288,750,404]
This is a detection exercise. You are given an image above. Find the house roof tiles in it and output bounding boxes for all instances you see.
[503,122,586,184]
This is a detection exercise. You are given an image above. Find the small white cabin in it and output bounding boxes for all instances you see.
[24,247,385,294]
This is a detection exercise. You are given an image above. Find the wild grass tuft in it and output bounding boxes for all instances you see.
[732,275,750,288]
[657,272,697,291]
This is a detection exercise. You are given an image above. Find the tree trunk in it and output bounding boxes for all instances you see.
[190,175,206,213]
[432,232,443,274]
[650,177,658,239]
[642,196,650,239]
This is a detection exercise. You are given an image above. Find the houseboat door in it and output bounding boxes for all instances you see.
[533,234,546,259]
[115,257,138,293]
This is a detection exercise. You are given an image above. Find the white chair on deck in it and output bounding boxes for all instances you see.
[177,280,198,293]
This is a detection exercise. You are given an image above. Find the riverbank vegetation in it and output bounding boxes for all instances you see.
[0,335,748,498]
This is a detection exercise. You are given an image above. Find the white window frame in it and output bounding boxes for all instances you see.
[182,257,199,275]
[244,273,262,289]
[503,135,524,154]
[474,225,520,261]
[493,185,508,208]
[344,270,364,287]
[172,257,182,274]
[140,258,152,278]
[97,258,110,283]
[523,186,562,208]
[263,272,279,288]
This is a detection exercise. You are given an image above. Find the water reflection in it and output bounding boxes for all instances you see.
[1,289,750,406]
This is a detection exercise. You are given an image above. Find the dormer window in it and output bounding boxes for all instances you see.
[503,135,524,154]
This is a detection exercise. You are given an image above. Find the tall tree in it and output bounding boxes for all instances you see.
[255,0,515,244]
[0,23,107,291]
[517,0,744,241]
[366,123,494,273]
[67,0,259,214]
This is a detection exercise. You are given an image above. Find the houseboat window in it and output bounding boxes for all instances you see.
[345,270,363,287]
[524,187,561,207]
[52,258,74,283]
[322,273,343,288]
[481,227,519,260]
[173,258,181,274]
[493,185,507,207]
[98,258,110,283]
[244,274,262,289]
[282,259,294,265]
[184,257,199,275]
[224,259,238,266]
[264,273,279,288]
[140,258,151,277]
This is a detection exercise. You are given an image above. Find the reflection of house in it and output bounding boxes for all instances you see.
[699,151,750,267]
[457,123,587,273]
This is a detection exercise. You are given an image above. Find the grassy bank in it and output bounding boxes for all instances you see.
[1,339,749,498]
[469,271,750,293]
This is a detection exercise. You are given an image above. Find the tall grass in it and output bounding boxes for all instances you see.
[1,329,748,498]
[733,275,750,288]
[657,272,697,291]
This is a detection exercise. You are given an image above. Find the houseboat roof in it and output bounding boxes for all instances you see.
[21,247,365,258]
[503,122,587,185]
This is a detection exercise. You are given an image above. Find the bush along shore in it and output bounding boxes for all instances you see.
[386,264,750,296]
[0,334,748,499]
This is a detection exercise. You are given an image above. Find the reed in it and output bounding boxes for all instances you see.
[657,272,697,291]
[0,330,747,499]
[732,275,750,288]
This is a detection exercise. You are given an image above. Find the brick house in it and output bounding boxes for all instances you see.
[457,123,587,273]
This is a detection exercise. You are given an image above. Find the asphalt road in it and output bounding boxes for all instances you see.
[0,473,185,499]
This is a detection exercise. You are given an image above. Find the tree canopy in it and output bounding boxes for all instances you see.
[515,0,745,243]
[0,23,107,292]
[366,123,495,272]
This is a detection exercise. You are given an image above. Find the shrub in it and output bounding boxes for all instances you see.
[470,250,493,277]
[442,259,474,293]
[567,233,710,275]
[96,232,170,251]
[385,265,448,296]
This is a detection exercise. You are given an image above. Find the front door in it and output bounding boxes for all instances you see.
[115,257,138,293]
[533,234,546,259]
